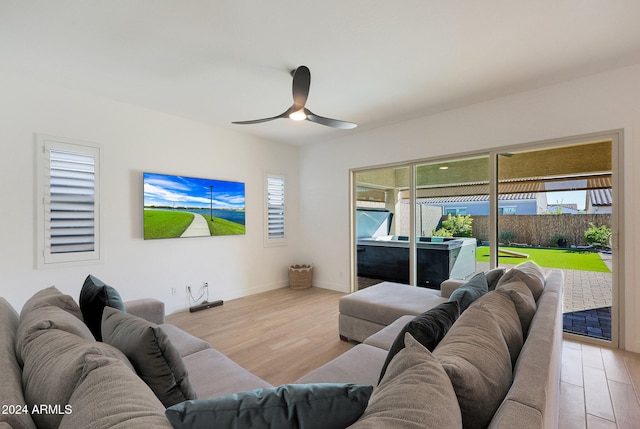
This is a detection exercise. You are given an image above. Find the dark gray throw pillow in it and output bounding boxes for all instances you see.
[79,275,126,341]
[448,272,489,313]
[165,383,373,429]
[101,307,197,408]
[378,301,459,384]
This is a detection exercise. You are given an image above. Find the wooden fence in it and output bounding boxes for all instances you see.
[468,214,611,247]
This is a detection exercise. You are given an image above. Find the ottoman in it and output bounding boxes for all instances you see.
[338,282,448,342]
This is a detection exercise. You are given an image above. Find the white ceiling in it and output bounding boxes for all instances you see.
[2,1,640,145]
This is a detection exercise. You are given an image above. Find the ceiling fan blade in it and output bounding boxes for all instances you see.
[291,66,310,110]
[305,109,357,129]
[232,109,291,125]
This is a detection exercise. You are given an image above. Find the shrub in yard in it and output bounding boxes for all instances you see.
[551,234,570,248]
[584,223,611,248]
[441,214,473,237]
[432,227,453,237]
[498,231,516,245]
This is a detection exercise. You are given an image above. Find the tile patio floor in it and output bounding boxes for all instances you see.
[478,251,613,313]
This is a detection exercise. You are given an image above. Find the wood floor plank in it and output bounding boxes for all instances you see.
[586,414,617,429]
[559,382,587,429]
[583,366,616,422]
[582,343,605,370]
[601,347,633,385]
[563,344,585,387]
[608,379,640,429]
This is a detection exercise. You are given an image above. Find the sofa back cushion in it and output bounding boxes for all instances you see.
[0,298,36,429]
[378,301,459,383]
[351,333,462,429]
[21,328,133,429]
[474,291,524,366]
[495,261,545,300]
[433,302,513,429]
[496,280,537,335]
[59,354,172,429]
[102,307,197,407]
[16,287,94,366]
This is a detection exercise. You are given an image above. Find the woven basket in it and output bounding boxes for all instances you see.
[289,264,313,289]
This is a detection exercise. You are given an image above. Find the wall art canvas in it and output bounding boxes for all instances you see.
[143,172,245,239]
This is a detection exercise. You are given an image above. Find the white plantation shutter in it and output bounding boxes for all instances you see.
[266,175,286,244]
[37,135,101,266]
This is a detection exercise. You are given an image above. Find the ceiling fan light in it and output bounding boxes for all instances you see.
[289,110,307,121]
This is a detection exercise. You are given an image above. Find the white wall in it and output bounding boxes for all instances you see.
[0,73,300,314]
[299,64,640,352]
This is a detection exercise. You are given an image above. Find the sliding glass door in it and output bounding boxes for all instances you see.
[351,132,621,346]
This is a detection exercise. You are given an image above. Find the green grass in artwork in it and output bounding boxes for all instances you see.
[144,210,194,239]
[476,246,611,273]
[204,216,246,236]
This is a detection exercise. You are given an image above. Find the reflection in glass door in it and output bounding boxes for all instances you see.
[354,167,411,290]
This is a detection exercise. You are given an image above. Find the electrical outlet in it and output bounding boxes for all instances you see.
[171,287,177,296]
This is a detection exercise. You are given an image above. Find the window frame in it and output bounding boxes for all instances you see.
[264,173,286,246]
[36,134,102,267]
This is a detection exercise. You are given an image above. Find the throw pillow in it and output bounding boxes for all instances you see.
[351,333,462,429]
[433,302,512,429]
[496,280,537,335]
[165,383,373,429]
[79,275,126,341]
[448,272,488,313]
[101,307,197,408]
[495,261,545,300]
[378,301,459,384]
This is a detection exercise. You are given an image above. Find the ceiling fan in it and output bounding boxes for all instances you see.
[232,65,357,129]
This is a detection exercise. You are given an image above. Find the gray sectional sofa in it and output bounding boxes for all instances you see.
[1,262,563,429]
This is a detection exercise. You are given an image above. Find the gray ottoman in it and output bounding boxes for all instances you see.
[338,282,448,343]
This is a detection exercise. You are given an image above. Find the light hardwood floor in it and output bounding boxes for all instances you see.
[167,287,640,428]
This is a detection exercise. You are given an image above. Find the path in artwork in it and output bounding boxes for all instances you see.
[180,213,210,237]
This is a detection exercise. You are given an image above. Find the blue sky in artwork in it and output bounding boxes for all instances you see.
[144,173,245,209]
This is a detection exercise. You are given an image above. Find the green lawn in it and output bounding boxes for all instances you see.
[144,210,245,239]
[204,216,245,236]
[476,246,611,273]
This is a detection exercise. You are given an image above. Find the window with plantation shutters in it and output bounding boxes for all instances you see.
[37,135,101,266]
[265,174,286,245]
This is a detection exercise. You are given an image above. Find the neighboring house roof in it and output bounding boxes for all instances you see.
[418,193,537,204]
[589,189,612,206]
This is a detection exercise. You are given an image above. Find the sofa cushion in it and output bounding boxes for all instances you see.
[21,329,133,429]
[496,280,537,335]
[101,307,197,407]
[378,301,459,383]
[448,272,488,312]
[486,267,506,291]
[166,383,373,429]
[0,298,36,429]
[350,333,462,429]
[16,288,94,365]
[59,354,173,429]
[182,348,274,399]
[20,286,84,319]
[80,275,126,341]
[474,291,524,366]
[495,261,545,300]
[434,302,512,429]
